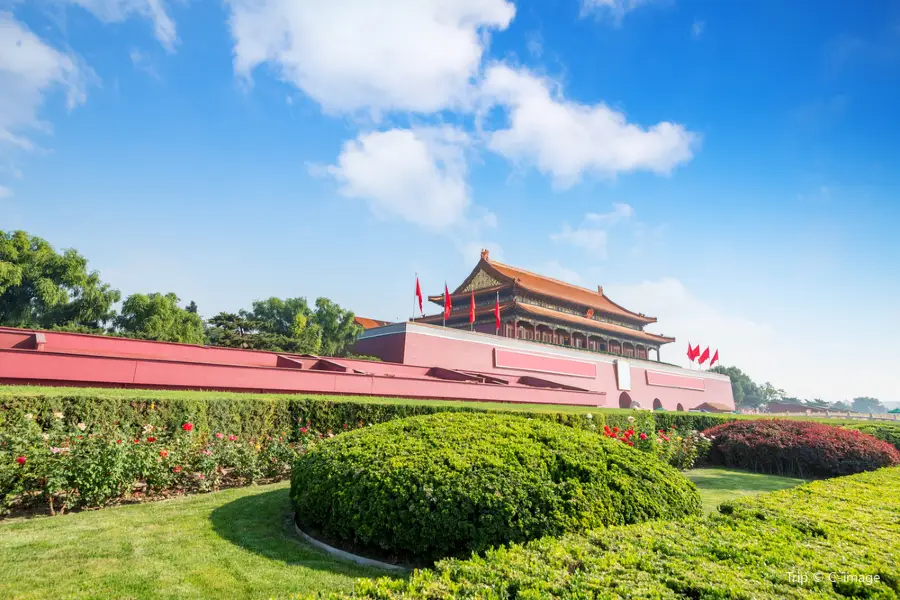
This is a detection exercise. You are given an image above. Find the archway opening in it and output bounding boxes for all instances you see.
[619,392,632,408]
[676,403,685,412]
[653,398,663,411]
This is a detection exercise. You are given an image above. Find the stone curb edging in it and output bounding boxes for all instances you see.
[293,517,410,573]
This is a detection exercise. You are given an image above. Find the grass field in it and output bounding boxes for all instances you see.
[0,482,382,600]
[0,468,806,600]
[686,467,806,513]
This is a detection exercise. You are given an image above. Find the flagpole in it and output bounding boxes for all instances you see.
[413,272,417,322]
[442,282,446,328]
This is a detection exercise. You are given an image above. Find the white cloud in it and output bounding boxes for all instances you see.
[580,0,655,22]
[586,202,634,224]
[606,277,776,372]
[66,0,177,51]
[691,19,705,39]
[0,184,12,198]
[0,12,89,158]
[129,48,159,78]
[322,127,473,230]
[226,0,515,114]
[551,224,609,255]
[480,65,698,188]
[534,260,584,286]
[552,203,634,257]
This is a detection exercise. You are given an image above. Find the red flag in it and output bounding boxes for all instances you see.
[443,283,452,320]
[414,276,423,316]
[710,349,719,367]
[698,346,711,365]
[494,292,501,332]
[687,342,695,362]
[692,344,700,360]
[469,291,476,325]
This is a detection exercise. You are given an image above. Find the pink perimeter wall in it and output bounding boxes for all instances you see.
[358,323,734,411]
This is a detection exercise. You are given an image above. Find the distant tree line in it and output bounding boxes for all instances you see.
[0,230,362,357]
[710,364,888,414]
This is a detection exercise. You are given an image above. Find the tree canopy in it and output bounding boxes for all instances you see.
[114,293,206,344]
[0,231,120,329]
[852,396,886,414]
[709,365,765,409]
[206,296,362,356]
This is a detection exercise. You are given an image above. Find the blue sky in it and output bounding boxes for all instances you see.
[2,0,899,403]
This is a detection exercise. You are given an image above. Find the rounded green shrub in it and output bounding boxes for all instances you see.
[290,412,702,562]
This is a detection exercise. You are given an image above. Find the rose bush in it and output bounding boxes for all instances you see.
[599,418,712,470]
[703,419,900,478]
[0,413,363,516]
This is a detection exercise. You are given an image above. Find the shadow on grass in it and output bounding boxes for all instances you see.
[209,487,396,580]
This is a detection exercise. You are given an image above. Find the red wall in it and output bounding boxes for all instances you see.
[397,326,734,411]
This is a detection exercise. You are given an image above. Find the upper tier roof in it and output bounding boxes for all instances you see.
[433,250,657,325]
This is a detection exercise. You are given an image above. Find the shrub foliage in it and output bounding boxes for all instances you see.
[321,466,900,599]
[0,410,348,515]
[291,412,702,563]
[703,419,900,478]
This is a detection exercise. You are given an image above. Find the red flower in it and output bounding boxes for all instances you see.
[300,427,308,434]
[134,439,140,444]
[228,435,237,441]
[116,440,122,444]
[215,432,224,439]
[147,437,156,443]
[15,456,26,466]
[182,422,194,432]
[343,423,349,430]
[159,450,169,458]
[639,433,648,440]
[172,466,182,473]
[612,426,620,433]
[626,441,634,446]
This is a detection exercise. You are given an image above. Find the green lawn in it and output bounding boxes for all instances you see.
[0,468,807,600]
[0,483,385,600]
[687,467,806,513]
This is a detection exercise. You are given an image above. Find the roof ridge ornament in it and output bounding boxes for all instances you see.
[481,248,490,260]
[597,285,604,295]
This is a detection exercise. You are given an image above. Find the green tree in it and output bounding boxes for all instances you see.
[0,230,120,329]
[709,365,764,409]
[207,296,362,356]
[831,400,851,411]
[207,311,265,349]
[114,292,205,344]
[311,297,363,357]
[852,396,886,414]
[803,398,831,408]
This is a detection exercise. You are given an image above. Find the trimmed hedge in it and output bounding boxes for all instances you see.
[291,412,702,563]
[322,466,900,599]
[2,386,898,450]
[703,419,900,478]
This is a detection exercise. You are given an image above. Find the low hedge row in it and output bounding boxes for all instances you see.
[325,466,900,599]
[291,413,702,563]
[703,419,900,478]
[1,386,898,450]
